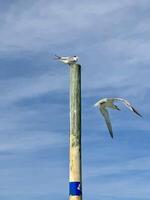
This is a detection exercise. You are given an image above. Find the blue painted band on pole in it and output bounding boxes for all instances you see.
[69,182,81,196]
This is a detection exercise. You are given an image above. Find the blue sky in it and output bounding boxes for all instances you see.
[0,0,150,199]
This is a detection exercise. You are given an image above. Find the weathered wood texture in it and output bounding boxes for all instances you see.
[69,64,82,200]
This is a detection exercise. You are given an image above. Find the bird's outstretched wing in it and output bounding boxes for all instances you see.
[113,98,142,117]
[100,107,113,138]
[61,56,70,60]
[54,55,70,60]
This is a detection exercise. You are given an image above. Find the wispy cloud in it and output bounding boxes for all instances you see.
[0,131,67,152]
[0,0,136,54]
[0,1,150,200]
[0,72,67,105]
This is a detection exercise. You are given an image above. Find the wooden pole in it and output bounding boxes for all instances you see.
[69,64,82,200]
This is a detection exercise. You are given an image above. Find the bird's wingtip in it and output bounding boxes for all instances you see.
[138,113,143,118]
[109,131,114,139]
[131,106,142,118]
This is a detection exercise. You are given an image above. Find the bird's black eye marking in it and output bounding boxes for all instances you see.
[100,102,105,105]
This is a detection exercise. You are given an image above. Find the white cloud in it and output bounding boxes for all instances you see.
[0,130,67,152]
[83,156,150,199]
[0,0,134,54]
[0,72,67,105]
[0,1,150,199]
[84,156,150,178]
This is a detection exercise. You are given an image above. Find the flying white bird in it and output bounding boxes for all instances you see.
[54,55,79,65]
[94,98,142,138]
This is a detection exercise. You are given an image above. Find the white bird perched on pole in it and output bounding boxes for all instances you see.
[94,98,142,138]
[54,55,79,65]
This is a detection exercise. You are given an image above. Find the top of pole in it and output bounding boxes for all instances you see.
[70,63,81,68]
[69,61,82,199]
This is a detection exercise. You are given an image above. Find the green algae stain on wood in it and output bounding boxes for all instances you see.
[69,64,82,200]
[70,64,81,148]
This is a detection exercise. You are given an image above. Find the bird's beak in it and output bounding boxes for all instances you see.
[53,55,60,60]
